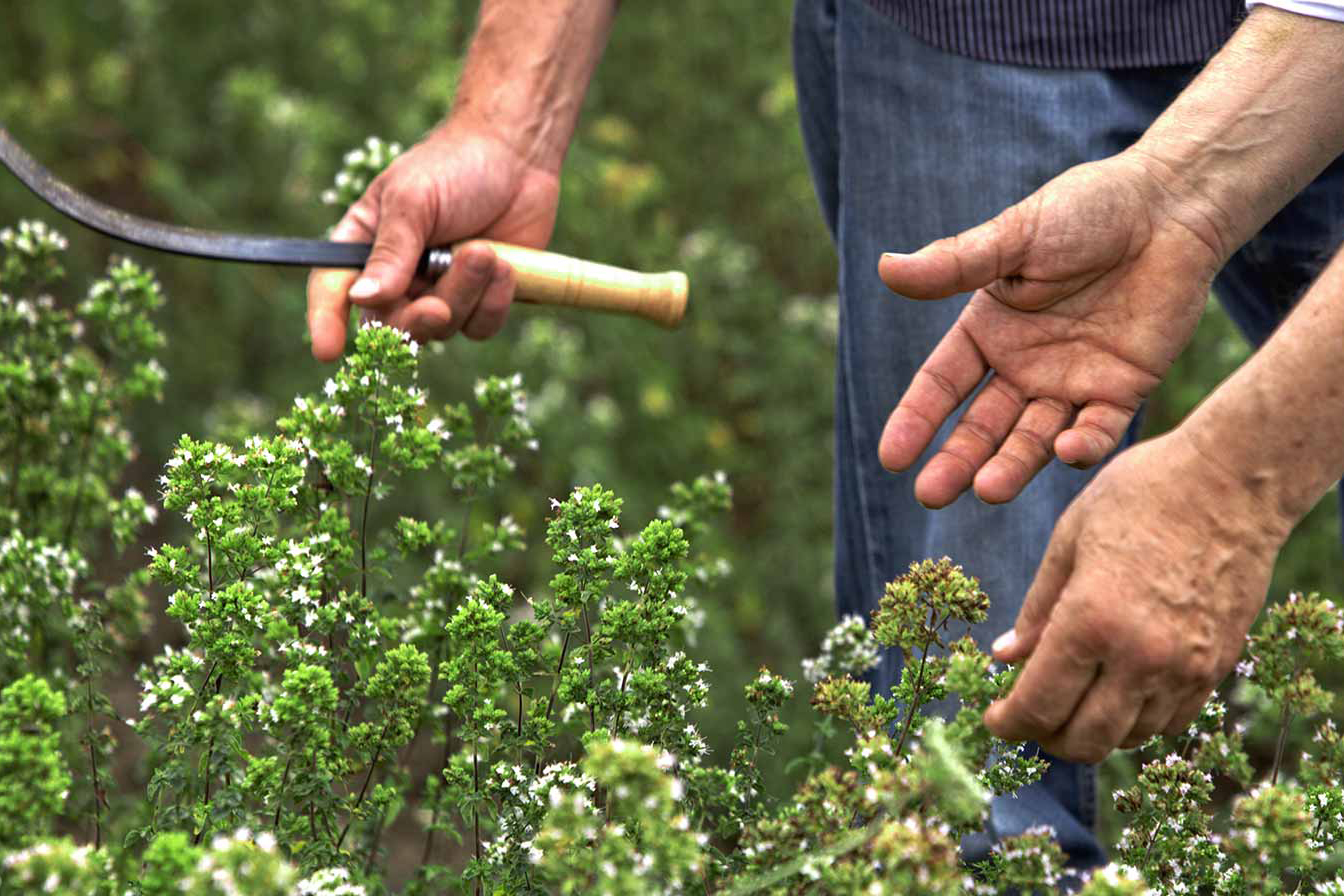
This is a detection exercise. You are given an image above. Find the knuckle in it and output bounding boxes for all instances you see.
[1075,744,1110,765]
[921,367,962,404]
[1164,709,1200,737]
[1047,733,1110,765]
[1127,639,1177,677]
[1181,650,1220,688]
[1009,701,1059,738]
[1007,425,1050,461]
[1069,611,1119,658]
[953,415,999,451]
[1017,592,1059,633]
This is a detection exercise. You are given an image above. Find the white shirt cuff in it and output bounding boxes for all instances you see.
[1247,0,1344,22]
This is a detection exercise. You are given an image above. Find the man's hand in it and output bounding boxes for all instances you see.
[879,5,1344,508]
[877,151,1232,508]
[306,121,560,361]
[305,0,617,361]
[981,427,1292,762]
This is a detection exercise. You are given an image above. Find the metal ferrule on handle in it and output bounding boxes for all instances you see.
[421,248,454,279]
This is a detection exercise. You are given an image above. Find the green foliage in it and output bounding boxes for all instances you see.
[0,838,116,896]
[0,237,1086,894]
[533,738,704,895]
[0,675,70,849]
[0,2,842,806]
[1099,592,1344,894]
[0,2,1340,876]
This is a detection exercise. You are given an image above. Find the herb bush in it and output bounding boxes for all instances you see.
[2,162,1344,896]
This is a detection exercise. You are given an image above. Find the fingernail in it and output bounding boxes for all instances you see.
[992,629,1017,654]
[330,220,358,241]
[882,252,913,260]
[349,277,379,300]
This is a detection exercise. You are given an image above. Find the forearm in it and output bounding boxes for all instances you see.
[1130,5,1344,258]
[446,0,618,172]
[1182,245,1344,529]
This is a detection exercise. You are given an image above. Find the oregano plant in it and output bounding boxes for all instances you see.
[1,139,1343,895]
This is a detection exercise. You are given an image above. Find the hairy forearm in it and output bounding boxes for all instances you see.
[1130,5,1344,258]
[1183,245,1344,529]
[447,0,618,172]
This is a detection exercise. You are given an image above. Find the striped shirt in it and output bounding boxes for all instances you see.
[865,0,1245,68]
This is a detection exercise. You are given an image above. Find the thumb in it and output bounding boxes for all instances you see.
[878,205,1028,301]
[991,514,1076,664]
[352,183,434,305]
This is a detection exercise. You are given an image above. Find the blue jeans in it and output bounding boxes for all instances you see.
[792,0,1344,873]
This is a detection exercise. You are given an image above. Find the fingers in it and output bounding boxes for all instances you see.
[913,376,1025,509]
[1055,400,1135,468]
[1119,694,1180,749]
[461,257,515,341]
[879,325,986,473]
[973,398,1073,504]
[351,177,435,306]
[435,241,513,341]
[379,296,453,343]
[992,512,1076,665]
[984,614,1098,743]
[1165,689,1216,738]
[1037,671,1142,764]
[878,207,1028,301]
[380,242,514,342]
[307,215,373,362]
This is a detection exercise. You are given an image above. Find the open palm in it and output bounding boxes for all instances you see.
[878,152,1231,508]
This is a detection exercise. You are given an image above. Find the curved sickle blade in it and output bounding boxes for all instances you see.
[0,124,372,269]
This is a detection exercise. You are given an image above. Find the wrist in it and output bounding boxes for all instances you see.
[429,108,554,177]
[445,0,616,174]
[1122,142,1243,265]
[444,90,572,175]
[1128,5,1344,262]
[1177,407,1307,542]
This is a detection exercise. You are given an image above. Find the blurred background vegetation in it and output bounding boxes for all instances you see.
[2,0,1338,849]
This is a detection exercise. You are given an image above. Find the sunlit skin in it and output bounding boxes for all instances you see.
[304,0,1344,767]
[305,0,617,362]
[879,7,1344,761]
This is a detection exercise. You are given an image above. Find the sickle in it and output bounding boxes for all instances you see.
[0,124,687,328]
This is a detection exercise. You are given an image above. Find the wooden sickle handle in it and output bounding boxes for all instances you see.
[457,240,688,329]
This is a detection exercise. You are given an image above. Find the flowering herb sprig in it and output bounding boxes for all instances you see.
[320,138,403,209]
[0,220,164,854]
[1103,592,1344,895]
[7,190,1344,895]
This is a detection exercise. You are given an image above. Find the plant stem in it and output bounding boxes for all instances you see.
[421,706,456,865]
[893,608,940,761]
[359,400,380,602]
[337,717,391,851]
[516,682,525,760]
[534,631,573,775]
[473,735,482,896]
[192,671,225,846]
[7,405,23,515]
[406,642,444,759]
[61,391,101,548]
[581,604,597,734]
[363,815,385,876]
[1272,703,1293,786]
[272,752,295,830]
[473,656,483,895]
[457,496,474,561]
[86,675,102,850]
[185,660,218,721]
